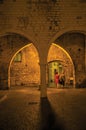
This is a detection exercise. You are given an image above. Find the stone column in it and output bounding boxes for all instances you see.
[40,63,47,98]
[85,36,86,72]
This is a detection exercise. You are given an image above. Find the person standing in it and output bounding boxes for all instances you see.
[54,72,59,88]
[60,72,65,88]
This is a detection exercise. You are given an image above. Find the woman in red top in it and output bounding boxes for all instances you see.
[54,72,59,88]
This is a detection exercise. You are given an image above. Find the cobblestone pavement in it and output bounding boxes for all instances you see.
[0,87,86,130]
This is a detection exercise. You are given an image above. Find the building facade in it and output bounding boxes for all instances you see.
[0,0,86,97]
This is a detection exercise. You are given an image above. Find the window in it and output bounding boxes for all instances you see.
[14,52,22,62]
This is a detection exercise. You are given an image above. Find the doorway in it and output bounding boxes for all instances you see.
[48,60,63,87]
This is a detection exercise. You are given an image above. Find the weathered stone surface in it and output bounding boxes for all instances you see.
[0,0,86,89]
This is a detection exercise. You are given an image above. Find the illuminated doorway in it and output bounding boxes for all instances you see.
[9,44,40,88]
[48,60,63,87]
[47,43,75,88]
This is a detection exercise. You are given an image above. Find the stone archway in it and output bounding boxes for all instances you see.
[8,44,40,88]
[0,32,40,90]
[49,32,86,88]
[47,43,75,88]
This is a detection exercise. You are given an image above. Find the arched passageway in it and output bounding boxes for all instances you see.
[47,43,75,88]
[9,44,40,88]
[0,31,85,99]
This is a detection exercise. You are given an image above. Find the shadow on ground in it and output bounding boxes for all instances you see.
[40,97,65,130]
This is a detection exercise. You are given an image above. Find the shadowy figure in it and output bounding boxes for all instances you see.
[40,97,65,130]
[59,72,65,88]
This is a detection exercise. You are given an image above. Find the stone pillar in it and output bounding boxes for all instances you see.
[40,63,47,98]
[85,36,86,72]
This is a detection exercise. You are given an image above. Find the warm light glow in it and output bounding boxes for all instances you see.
[8,43,32,88]
[48,43,75,87]
[52,43,73,64]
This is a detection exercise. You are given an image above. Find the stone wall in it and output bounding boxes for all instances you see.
[0,0,86,89]
[55,32,86,87]
[10,44,40,87]
[10,43,74,87]
[0,0,86,43]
